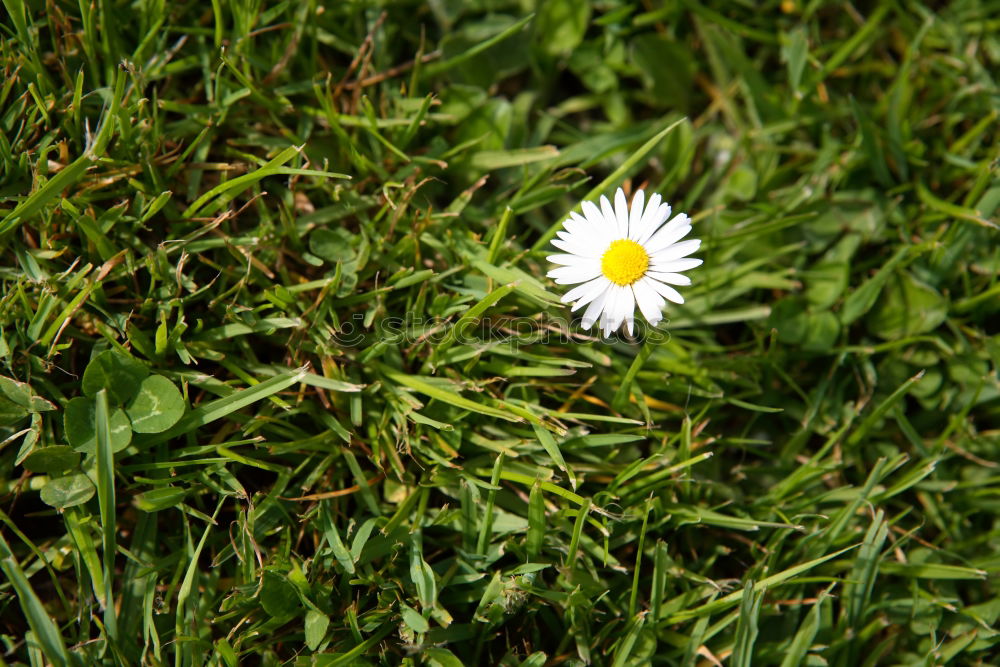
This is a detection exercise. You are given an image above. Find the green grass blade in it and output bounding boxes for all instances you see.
[565,497,590,571]
[0,536,70,666]
[610,613,646,667]
[526,479,545,561]
[840,510,889,663]
[1,69,124,237]
[779,586,833,667]
[476,453,504,555]
[665,544,859,623]
[137,366,309,449]
[94,389,118,644]
[531,117,686,251]
[731,582,764,667]
[379,365,523,422]
[421,14,535,77]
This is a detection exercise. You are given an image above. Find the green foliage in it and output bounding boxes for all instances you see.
[125,375,185,434]
[1,0,998,665]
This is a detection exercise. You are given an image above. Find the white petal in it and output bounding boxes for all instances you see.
[551,238,602,258]
[601,285,632,336]
[562,217,588,236]
[547,263,601,284]
[647,278,685,304]
[670,212,690,227]
[600,287,620,334]
[643,212,688,245]
[561,276,606,303]
[601,312,614,338]
[614,188,630,238]
[580,288,609,329]
[617,285,636,330]
[552,239,601,259]
[565,212,611,243]
[556,230,599,248]
[556,225,586,241]
[633,280,664,325]
[599,195,622,238]
[582,200,608,231]
[568,280,610,312]
[546,253,595,266]
[628,190,645,240]
[636,202,672,245]
[633,194,665,243]
[644,224,692,256]
[650,238,701,263]
[644,271,691,286]
[651,258,703,273]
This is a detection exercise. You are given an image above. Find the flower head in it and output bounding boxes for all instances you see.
[547,188,701,337]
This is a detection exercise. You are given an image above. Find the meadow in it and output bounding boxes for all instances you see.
[1,0,999,665]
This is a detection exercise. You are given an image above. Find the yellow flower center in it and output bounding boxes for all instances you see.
[601,239,649,286]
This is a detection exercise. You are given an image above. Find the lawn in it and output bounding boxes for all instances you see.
[1,0,999,665]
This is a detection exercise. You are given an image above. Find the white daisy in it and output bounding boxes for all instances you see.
[546,188,701,337]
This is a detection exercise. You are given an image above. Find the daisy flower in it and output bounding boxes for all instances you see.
[547,188,701,337]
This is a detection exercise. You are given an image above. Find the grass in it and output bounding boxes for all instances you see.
[1,0,998,665]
